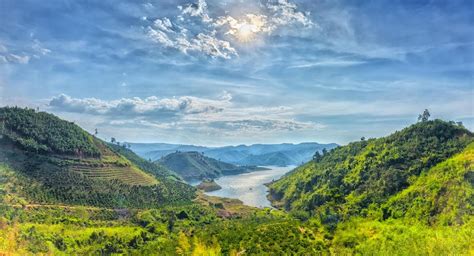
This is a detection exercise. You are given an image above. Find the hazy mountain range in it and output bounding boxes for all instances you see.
[129,142,339,166]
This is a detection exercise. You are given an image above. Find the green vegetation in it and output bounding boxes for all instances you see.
[196,179,222,192]
[0,107,195,208]
[158,151,267,181]
[1,109,473,255]
[0,107,100,157]
[269,120,472,222]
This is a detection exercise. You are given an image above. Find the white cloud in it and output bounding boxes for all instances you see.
[179,0,212,23]
[265,0,313,28]
[0,39,50,65]
[3,54,30,64]
[146,19,238,59]
[48,92,325,135]
[144,0,313,59]
[32,39,51,57]
[0,44,30,64]
[49,93,230,118]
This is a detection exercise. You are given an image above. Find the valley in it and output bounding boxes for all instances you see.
[2,1,472,254]
[201,166,294,208]
[0,107,473,255]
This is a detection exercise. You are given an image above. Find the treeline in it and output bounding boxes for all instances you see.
[0,107,100,157]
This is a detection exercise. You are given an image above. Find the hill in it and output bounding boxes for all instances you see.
[0,107,195,208]
[268,120,473,225]
[158,151,266,181]
[130,142,338,166]
[1,115,473,255]
[239,151,296,166]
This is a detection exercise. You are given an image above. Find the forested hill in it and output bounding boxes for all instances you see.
[0,107,195,208]
[0,106,100,157]
[269,119,473,224]
[158,151,266,181]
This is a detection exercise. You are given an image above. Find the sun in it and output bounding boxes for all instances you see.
[236,22,256,42]
[227,14,267,43]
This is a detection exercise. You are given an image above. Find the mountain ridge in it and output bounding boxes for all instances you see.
[130,142,338,166]
[157,151,267,181]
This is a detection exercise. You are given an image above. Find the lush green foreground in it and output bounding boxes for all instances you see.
[1,107,473,255]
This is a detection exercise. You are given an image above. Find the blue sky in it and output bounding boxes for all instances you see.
[0,0,472,146]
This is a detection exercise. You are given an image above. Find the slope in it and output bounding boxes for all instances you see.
[383,141,474,225]
[268,120,473,224]
[158,151,265,181]
[0,107,195,207]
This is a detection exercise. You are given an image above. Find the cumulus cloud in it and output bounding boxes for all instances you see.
[146,18,238,59]
[49,93,229,118]
[144,0,313,59]
[48,92,324,135]
[179,0,212,23]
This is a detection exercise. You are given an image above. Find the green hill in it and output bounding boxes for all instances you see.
[383,142,474,225]
[1,114,473,255]
[158,151,266,181]
[0,107,195,208]
[268,120,473,224]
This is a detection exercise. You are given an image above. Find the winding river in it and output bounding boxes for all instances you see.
[204,166,295,208]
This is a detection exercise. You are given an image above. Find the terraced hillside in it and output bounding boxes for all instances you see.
[67,141,158,186]
[0,107,195,207]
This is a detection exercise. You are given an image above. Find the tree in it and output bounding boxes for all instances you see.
[361,137,366,141]
[313,151,322,162]
[111,137,116,144]
[94,128,98,136]
[418,109,431,122]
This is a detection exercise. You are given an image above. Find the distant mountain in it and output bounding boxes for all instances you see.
[129,142,338,166]
[130,143,209,161]
[157,151,267,181]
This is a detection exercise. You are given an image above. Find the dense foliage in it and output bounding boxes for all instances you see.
[0,156,195,209]
[0,107,100,157]
[269,120,473,224]
[1,111,473,255]
[0,107,196,208]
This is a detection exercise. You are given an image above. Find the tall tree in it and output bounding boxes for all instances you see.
[418,109,431,122]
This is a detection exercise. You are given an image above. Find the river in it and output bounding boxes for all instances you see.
[203,166,295,208]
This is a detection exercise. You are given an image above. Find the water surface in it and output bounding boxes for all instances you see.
[204,166,295,208]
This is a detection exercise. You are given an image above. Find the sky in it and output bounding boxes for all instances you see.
[0,0,473,146]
